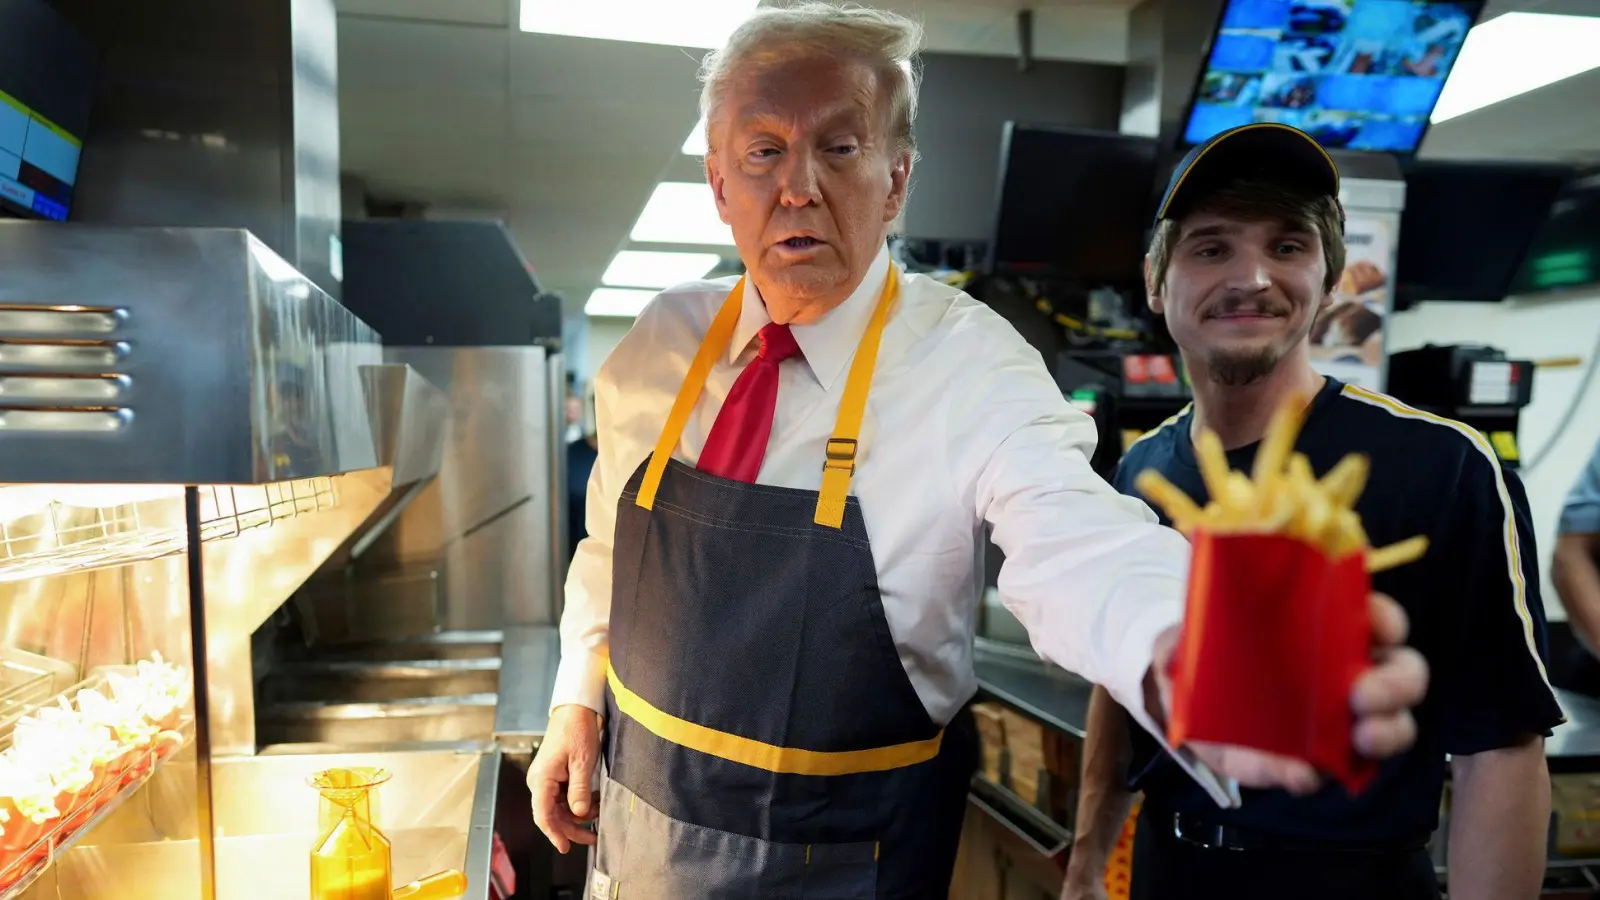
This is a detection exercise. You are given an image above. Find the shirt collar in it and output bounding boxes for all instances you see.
[728,246,892,392]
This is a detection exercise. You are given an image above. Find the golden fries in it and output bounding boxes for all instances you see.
[1136,391,1428,573]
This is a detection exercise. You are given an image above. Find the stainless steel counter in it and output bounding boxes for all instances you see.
[972,639,1094,738]
[974,639,1600,768]
[493,626,561,755]
[22,745,501,900]
[1549,689,1600,770]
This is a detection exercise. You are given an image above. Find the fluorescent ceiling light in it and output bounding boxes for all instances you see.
[629,182,735,246]
[1432,13,1600,123]
[682,116,709,156]
[603,250,721,288]
[586,287,660,318]
[520,0,759,49]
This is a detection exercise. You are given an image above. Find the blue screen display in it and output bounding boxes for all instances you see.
[1184,0,1481,153]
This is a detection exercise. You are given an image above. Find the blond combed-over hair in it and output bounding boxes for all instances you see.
[696,2,925,160]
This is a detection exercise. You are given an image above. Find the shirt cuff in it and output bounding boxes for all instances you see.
[1560,501,1600,536]
[550,649,609,716]
[1104,582,1242,811]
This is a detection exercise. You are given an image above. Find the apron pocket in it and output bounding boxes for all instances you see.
[593,775,878,900]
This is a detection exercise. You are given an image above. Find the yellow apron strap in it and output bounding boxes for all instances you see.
[635,267,900,529]
[814,269,899,528]
[635,278,746,511]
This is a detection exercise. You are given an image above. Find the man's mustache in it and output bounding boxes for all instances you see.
[1207,296,1292,317]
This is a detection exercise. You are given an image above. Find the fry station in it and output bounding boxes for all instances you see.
[0,0,570,894]
[0,221,569,900]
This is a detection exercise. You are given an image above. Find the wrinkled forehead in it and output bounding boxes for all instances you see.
[722,53,887,133]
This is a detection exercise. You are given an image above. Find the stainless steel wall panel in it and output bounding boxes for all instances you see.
[351,347,557,629]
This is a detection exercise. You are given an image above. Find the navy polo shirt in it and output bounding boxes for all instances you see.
[1115,377,1566,844]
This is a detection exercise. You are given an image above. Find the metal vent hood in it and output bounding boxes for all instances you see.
[0,223,447,487]
[49,0,345,299]
[339,219,563,349]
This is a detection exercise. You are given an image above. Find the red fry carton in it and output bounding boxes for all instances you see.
[1164,530,1378,795]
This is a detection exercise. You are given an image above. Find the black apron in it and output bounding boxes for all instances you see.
[591,269,976,899]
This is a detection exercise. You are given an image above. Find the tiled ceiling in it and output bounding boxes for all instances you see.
[335,0,1148,316]
[335,0,1600,319]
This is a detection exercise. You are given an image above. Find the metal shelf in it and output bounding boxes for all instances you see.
[969,774,1072,858]
[0,479,341,584]
[0,718,193,897]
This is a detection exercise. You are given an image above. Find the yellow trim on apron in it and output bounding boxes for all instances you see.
[633,268,901,529]
[607,663,944,775]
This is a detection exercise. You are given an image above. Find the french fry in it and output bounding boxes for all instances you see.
[1195,429,1232,502]
[1367,536,1429,574]
[1136,393,1428,571]
[1224,472,1255,514]
[1135,470,1203,534]
[1258,480,1295,532]
[1288,453,1316,488]
[1329,508,1367,558]
[1318,454,1370,509]
[1252,390,1309,487]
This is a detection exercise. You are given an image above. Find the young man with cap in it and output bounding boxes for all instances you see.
[1062,123,1565,900]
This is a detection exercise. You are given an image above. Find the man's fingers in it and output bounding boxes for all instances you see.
[1351,646,1428,716]
[567,749,597,820]
[529,706,604,854]
[531,773,598,854]
[1191,742,1322,797]
[1354,711,1417,759]
[1368,591,1408,647]
[558,817,599,848]
[531,773,571,854]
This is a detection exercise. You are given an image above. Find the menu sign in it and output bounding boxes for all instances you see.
[1310,212,1392,391]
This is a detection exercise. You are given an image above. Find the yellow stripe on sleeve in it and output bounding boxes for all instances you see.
[1340,384,1550,687]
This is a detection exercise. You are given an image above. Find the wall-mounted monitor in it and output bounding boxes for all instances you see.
[0,0,95,222]
[1183,0,1484,154]
[1394,160,1575,307]
[986,123,1160,290]
[1509,173,1600,296]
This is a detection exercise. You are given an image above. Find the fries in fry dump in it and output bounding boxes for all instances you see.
[1135,393,1429,574]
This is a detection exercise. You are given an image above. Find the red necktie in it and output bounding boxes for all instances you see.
[697,323,803,483]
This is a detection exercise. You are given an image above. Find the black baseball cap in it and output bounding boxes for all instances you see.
[1155,123,1343,229]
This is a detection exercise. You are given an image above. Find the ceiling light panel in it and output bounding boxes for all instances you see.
[629,182,735,246]
[603,250,721,289]
[1432,12,1600,123]
[682,116,709,156]
[520,0,759,49]
[585,287,661,318]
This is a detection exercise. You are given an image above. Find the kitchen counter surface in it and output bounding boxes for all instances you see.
[493,626,560,754]
[974,640,1600,768]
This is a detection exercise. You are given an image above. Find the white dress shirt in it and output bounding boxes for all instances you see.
[556,246,1233,806]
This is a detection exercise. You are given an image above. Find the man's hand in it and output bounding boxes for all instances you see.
[1152,591,1429,795]
[529,704,603,853]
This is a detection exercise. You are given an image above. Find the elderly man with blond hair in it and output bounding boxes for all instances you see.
[530,3,1429,896]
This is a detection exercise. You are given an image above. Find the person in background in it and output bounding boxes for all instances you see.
[564,392,584,444]
[1063,123,1563,900]
[566,388,598,563]
[527,5,1429,897]
[1554,436,1600,670]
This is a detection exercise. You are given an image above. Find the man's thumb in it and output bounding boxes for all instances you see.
[567,750,594,817]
